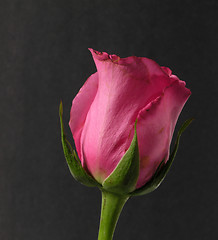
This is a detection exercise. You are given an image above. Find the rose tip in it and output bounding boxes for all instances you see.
[89,48,121,63]
[88,48,103,55]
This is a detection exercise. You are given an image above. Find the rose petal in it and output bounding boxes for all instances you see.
[69,73,98,161]
[135,80,191,188]
[161,66,172,76]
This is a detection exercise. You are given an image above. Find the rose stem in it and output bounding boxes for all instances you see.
[98,190,129,240]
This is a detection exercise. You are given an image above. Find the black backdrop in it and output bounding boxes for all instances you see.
[1,0,217,239]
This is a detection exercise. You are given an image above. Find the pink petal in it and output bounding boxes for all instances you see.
[161,66,172,76]
[135,80,191,188]
[80,49,175,183]
[69,73,98,161]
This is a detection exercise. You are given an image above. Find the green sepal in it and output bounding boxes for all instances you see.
[102,122,140,194]
[131,118,193,197]
[59,101,100,187]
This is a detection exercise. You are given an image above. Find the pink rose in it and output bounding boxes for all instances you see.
[69,49,191,189]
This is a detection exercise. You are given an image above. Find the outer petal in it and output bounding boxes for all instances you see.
[69,73,98,161]
[80,49,174,183]
[161,66,180,81]
[135,80,191,188]
[161,66,172,76]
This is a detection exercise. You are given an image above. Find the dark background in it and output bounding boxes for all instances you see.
[0,0,217,239]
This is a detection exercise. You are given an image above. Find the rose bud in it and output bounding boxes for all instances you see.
[60,49,191,195]
[59,49,192,240]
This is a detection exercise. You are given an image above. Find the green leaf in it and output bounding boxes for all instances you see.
[59,101,100,187]
[131,118,194,196]
[102,122,140,194]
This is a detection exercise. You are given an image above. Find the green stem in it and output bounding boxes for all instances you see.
[98,190,129,240]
